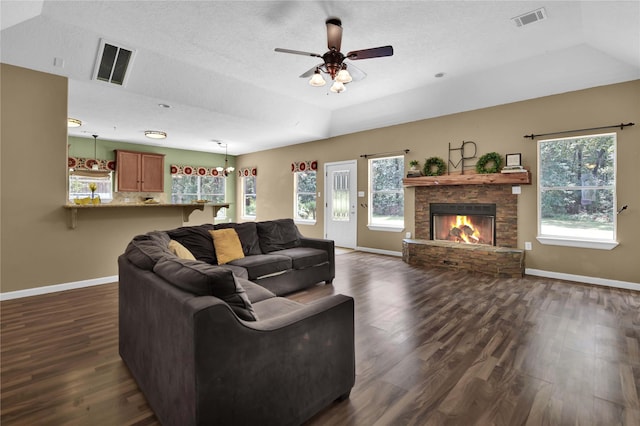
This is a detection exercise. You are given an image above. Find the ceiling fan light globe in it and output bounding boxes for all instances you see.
[330,81,346,93]
[335,68,352,83]
[309,72,326,87]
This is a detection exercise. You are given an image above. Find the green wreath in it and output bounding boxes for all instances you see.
[423,157,446,176]
[475,152,502,174]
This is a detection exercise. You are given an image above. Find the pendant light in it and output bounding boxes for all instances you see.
[215,143,235,177]
[92,134,99,170]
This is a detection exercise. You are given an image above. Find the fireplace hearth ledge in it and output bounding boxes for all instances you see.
[402,239,524,278]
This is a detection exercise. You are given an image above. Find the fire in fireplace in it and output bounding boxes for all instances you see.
[430,203,496,246]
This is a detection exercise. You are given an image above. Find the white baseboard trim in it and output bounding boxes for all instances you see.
[356,246,403,257]
[525,268,640,292]
[0,275,118,301]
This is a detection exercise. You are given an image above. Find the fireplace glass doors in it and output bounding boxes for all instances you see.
[430,203,496,246]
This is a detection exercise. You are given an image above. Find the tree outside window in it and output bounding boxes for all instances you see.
[243,175,257,218]
[369,156,404,228]
[171,175,226,218]
[538,133,616,244]
[294,171,316,222]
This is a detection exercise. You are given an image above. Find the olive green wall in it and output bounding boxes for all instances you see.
[68,136,237,222]
[237,80,640,283]
[0,64,233,293]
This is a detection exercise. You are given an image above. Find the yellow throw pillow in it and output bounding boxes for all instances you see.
[209,229,245,265]
[168,239,196,260]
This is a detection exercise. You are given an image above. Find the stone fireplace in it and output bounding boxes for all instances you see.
[403,181,525,278]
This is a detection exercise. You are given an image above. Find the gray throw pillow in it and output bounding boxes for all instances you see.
[153,256,257,321]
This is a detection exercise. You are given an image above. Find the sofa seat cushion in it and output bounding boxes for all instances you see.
[166,225,216,264]
[153,257,257,321]
[237,278,276,303]
[269,247,329,270]
[228,254,292,280]
[218,264,249,280]
[256,218,301,253]
[252,297,304,320]
[124,231,172,271]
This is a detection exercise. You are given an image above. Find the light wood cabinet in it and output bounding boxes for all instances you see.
[116,150,165,192]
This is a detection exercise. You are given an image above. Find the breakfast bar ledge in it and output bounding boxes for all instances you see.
[63,203,230,229]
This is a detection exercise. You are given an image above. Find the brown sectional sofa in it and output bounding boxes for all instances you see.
[118,219,355,425]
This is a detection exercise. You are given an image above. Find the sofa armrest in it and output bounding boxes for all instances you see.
[299,237,335,282]
[189,293,354,425]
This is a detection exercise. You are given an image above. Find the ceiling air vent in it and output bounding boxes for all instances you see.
[93,39,135,86]
[512,7,547,27]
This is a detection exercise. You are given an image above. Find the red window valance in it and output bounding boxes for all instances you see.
[291,161,318,173]
[170,164,225,177]
[68,157,115,172]
[237,167,257,177]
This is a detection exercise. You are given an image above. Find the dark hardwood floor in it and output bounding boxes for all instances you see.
[2,252,639,425]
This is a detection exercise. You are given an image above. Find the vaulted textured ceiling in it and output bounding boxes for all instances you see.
[2,1,639,155]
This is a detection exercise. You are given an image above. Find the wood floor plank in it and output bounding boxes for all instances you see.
[2,251,639,425]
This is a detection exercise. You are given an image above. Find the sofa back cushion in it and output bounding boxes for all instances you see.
[166,224,217,264]
[124,231,172,271]
[153,257,257,321]
[256,219,301,253]
[215,222,261,256]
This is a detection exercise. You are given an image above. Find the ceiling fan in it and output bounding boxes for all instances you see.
[275,17,394,93]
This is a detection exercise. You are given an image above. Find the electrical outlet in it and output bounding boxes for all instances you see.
[524,242,532,250]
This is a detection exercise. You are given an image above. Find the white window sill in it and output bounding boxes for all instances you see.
[294,219,316,226]
[537,236,619,250]
[367,224,405,232]
[241,216,256,221]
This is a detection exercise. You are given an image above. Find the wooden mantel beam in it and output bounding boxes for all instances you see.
[403,171,531,187]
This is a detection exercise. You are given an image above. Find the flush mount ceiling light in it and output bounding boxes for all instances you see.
[67,118,82,128]
[144,130,167,139]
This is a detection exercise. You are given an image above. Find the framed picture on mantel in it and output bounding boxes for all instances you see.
[506,153,522,167]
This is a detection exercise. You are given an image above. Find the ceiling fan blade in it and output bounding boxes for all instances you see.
[299,64,325,78]
[346,45,394,60]
[344,62,367,81]
[326,17,342,51]
[274,48,322,58]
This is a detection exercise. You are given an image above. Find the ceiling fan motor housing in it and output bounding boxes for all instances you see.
[323,50,345,78]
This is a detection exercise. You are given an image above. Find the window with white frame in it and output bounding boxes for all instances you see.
[171,174,226,218]
[243,174,257,218]
[368,155,404,230]
[294,170,316,222]
[537,132,617,249]
[69,172,113,203]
